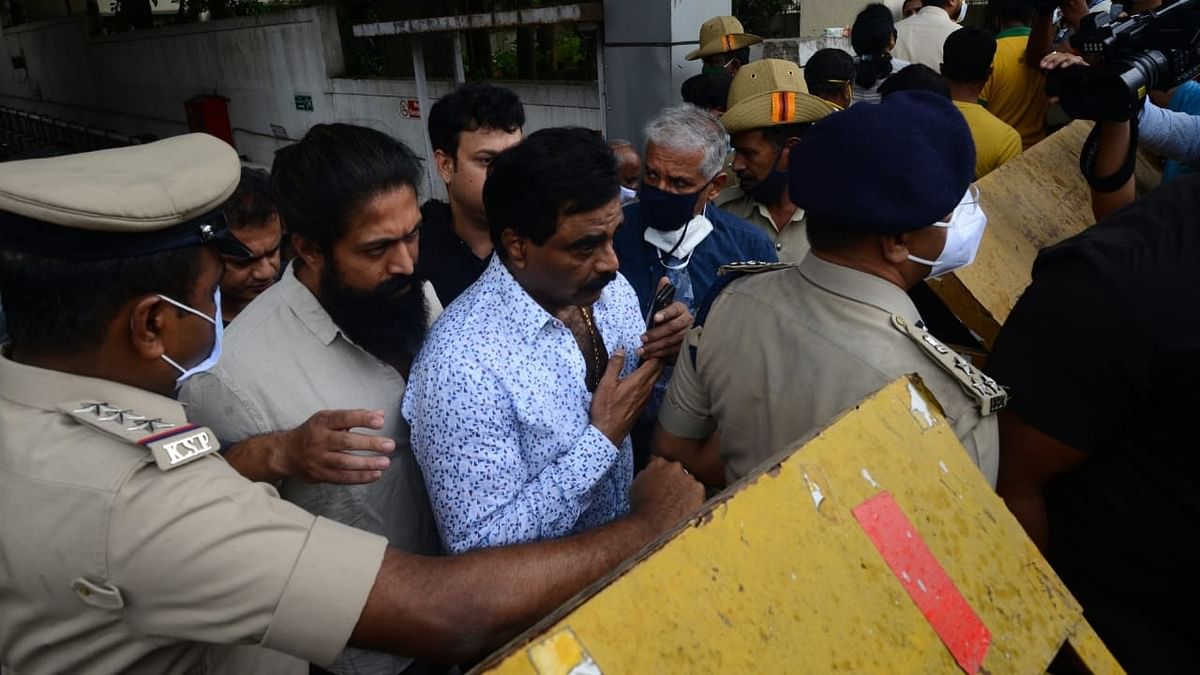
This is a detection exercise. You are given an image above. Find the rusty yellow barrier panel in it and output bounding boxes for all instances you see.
[475,377,1122,675]
[927,120,1162,349]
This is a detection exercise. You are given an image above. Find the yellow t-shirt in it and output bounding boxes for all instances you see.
[954,100,1023,180]
[979,27,1048,149]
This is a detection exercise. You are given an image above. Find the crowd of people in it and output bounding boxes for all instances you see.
[1,1,1199,673]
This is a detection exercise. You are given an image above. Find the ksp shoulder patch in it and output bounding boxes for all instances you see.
[59,401,220,471]
[890,316,1009,415]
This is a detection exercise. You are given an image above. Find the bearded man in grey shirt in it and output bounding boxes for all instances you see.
[180,124,441,675]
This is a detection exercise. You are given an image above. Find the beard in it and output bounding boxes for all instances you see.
[319,261,430,367]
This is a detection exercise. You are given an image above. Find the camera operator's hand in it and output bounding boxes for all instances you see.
[1041,51,1087,71]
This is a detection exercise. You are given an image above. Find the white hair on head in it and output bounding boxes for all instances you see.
[643,103,727,180]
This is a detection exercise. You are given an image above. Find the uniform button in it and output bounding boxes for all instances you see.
[776,243,783,251]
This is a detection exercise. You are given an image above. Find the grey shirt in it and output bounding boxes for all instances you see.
[659,254,999,487]
[180,263,442,675]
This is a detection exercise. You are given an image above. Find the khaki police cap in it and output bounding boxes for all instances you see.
[0,133,250,260]
[721,59,837,135]
[685,15,763,61]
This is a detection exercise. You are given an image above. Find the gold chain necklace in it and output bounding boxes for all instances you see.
[579,305,604,391]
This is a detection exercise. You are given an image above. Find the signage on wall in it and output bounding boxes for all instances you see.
[399,99,421,119]
[294,95,314,112]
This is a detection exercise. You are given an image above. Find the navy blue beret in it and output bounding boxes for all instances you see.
[788,90,974,234]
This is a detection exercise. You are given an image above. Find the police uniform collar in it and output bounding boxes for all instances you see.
[0,345,185,424]
[797,254,922,325]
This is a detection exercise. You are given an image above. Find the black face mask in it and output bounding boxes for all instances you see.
[746,147,789,205]
[638,181,709,232]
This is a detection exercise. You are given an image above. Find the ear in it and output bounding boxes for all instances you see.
[500,229,529,269]
[291,232,327,275]
[707,172,728,200]
[779,139,801,169]
[435,148,456,187]
[128,295,169,361]
[880,233,911,265]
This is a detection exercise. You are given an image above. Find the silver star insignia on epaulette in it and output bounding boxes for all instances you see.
[127,418,175,433]
[73,402,110,416]
[97,408,142,424]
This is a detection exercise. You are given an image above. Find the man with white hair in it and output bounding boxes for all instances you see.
[614,103,776,319]
[613,104,776,466]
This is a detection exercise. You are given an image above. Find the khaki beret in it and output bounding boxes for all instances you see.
[0,133,250,260]
[722,59,837,134]
[686,16,763,61]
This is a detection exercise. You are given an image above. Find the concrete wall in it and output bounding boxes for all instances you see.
[0,6,601,200]
[797,0,906,38]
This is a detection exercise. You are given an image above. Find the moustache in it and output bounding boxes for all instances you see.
[582,272,617,294]
[373,274,416,299]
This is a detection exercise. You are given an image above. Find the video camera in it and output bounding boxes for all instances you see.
[1045,0,1200,121]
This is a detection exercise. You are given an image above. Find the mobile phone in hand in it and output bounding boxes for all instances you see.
[645,283,677,330]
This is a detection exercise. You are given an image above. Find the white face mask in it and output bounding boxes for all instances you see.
[619,185,639,205]
[907,186,986,279]
[159,288,223,386]
[644,212,716,264]
[956,0,969,23]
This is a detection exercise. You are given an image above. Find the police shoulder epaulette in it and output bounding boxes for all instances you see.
[717,261,796,276]
[890,315,1009,416]
[58,400,220,471]
[694,261,794,330]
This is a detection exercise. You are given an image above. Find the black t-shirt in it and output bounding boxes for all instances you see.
[988,174,1200,673]
[417,200,490,307]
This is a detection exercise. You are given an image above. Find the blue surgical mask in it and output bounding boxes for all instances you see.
[639,180,711,232]
[159,288,223,386]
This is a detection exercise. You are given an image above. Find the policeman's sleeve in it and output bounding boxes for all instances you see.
[107,457,387,667]
[987,256,1150,454]
[658,326,717,439]
[178,370,271,446]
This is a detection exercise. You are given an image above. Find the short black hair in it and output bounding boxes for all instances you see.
[484,127,618,258]
[804,49,856,100]
[224,167,277,233]
[427,83,525,160]
[942,27,997,83]
[681,72,733,111]
[995,0,1037,26]
[0,247,204,353]
[852,4,899,89]
[879,64,952,99]
[761,122,815,150]
[270,123,422,254]
[805,213,871,254]
[922,0,951,7]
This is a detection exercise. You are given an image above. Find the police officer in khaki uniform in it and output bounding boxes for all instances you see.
[684,15,763,76]
[715,59,838,263]
[654,91,1003,489]
[0,135,702,674]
